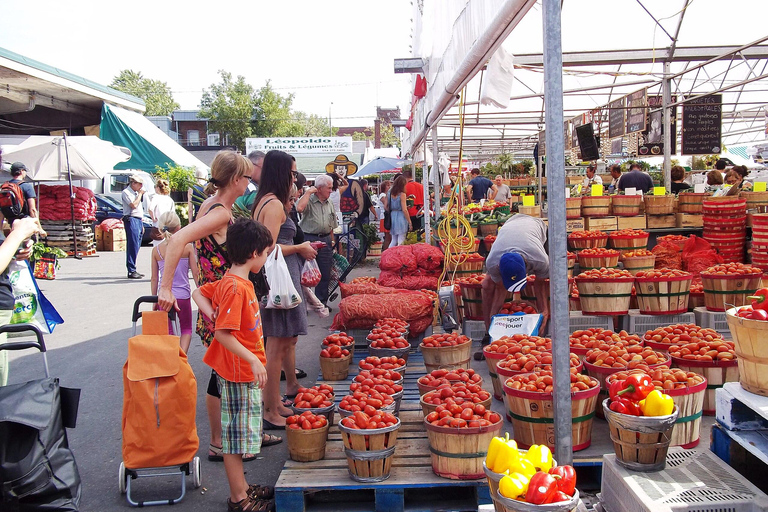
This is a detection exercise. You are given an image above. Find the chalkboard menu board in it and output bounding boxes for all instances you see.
[626,89,647,134]
[639,95,677,156]
[609,98,625,139]
[682,94,722,155]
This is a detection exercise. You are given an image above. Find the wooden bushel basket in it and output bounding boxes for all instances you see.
[700,272,762,311]
[575,276,634,315]
[726,308,768,396]
[602,399,678,472]
[479,220,499,236]
[566,197,582,219]
[741,191,768,213]
[643,195,675,215]
[502,376,600,451]
[367,340,411,364]
[483,347,510,401]
[319,353,351,381]
[286,423,330,462]
[567,234,608,251]
[291,401,336,427]
[672,355,739,415]
[425,417,503,479]
[577,252,619,271]
[339,419,400,482]
[420,340,472,372]
[634,275,692,315]
[677,192,710,214]
[611,195,642,217]
[609,232,649,251]
[622,254,656,275]
[581,196,611,217]
[665,377,706,448]
[368,242,383,257]
[460,282,484,320]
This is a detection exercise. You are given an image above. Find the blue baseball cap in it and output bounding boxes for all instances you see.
[500,253,527,293]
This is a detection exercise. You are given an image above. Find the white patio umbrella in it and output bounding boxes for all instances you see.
[2,135,131,256]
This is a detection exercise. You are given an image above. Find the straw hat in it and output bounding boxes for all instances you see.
[325,154,357,177]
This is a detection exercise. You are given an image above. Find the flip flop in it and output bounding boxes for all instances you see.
[263,419,285,430]
[261,434,282,447]
[280,369,308,381]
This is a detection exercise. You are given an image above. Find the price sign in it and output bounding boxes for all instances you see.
[625,187,637,196]
[591,184,604,196]
[565,188,571,199]
[754,182,767,192]
[694,183,706,193]
[653,187,666,195]
[522,195,535,206]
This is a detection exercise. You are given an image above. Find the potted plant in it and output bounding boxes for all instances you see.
[30,243,68,280]
[155,164,197,203]
[361,223,382,257]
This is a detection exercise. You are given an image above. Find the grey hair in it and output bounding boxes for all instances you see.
[247,150,265,164]
[315,174,333,189]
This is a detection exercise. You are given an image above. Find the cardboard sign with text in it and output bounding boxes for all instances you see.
[489,313,543,341]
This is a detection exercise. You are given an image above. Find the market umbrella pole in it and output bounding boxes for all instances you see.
[62,134,81,260]
[543,0,572,465]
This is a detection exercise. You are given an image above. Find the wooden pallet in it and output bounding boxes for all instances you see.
[275,350,491,512]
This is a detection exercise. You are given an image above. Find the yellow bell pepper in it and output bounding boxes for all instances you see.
[498,472,530,500]
[487,433,519,474]
[486,434,506,472]
[525,444,554,472]
[509,457,537,479]
[638,390,674,416]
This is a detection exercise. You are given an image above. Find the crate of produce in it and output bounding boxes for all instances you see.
[503,369,600,451]
[700,263,763,311]
[726,306,768,396]
[611,195,643,216]
[675,213,703,228]
[609,229,649,251]
[620,250,656,275]
[286,413,330,462]
[578,248,620,271]
[646,214,676,229]
[643,195,675,215]
[581,196,611,217]
[634,269,693,315]
[483,335,552,402]
[677,192,711,213]
[567,230,608,251]
[420,332,472,372]
[575,268,635,315]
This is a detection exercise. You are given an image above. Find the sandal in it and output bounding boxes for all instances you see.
[208,444,258,462]
[227,496,275,512]
[247,484,275,500]
[262,433,282,447]
[280,369,308,381]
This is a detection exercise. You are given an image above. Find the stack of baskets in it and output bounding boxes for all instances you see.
[677,192,710,214]
[702,197,747,263]
[750,213,768,271]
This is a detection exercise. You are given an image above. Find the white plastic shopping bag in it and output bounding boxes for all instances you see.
[488,313,543,341]
[264,245,302,310]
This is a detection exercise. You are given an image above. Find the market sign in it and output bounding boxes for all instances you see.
[626,89,647,134]
[682,94,722,155]
[608,98,625,139]
[639,95,677,156]
[245,137,353,155]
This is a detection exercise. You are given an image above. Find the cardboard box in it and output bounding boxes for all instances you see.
[584,216,618,232]
[566,218,585,232]
[102,228,126,252]
[617,215,647,230]
[675,213,703,228]
[94,226,104,251]
[646,214,676,229]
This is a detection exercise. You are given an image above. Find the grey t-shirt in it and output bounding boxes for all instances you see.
[122,187,144,218]
[494,184,511,202]
[486,214,549,283]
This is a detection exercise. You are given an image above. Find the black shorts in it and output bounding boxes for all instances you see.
[207,369,221,398]
[410,215,423,230]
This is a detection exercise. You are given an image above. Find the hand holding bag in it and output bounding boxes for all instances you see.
[264,245,302,310]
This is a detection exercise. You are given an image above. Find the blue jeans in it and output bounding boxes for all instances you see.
[124,216,143,274]
[304,233,333,304]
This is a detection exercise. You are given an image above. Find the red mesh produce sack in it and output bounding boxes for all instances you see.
[379,245,417,273]
[100,218,124,231]
[378,270,439,290]
[407,315,434,335]
[652,242,683,270]
[682,235,724,275]
[340,282,400,297]
[410,243,444,271]
[338,290,433,330]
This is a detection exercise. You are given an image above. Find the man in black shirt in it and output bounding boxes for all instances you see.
[618,163,654,193]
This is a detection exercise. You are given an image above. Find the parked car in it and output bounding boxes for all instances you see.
[94,194,153,245]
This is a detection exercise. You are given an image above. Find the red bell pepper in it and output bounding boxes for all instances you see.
[748,288,768,311]
[549,465,576,496]
[609,397,641,416]
[749,308,768,321]
[613,373,654,401]
[526,471,559,504]
[550,491,572,503]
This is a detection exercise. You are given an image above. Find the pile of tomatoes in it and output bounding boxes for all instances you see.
[425,402,501,428]
[358,356,406,371]
[322,332,354,348]
[497,351,581,373]
[505,369,598,394]
[485,334,552,355]
[422,382,491,406]
[576,268,634,280]
[421,332,471,348]
[643,324,722,346]
[579,247,619,258]
[338,391,394,412]
[635,269,692,279]
[607,366,705,391]
[585,345,668,368]
[456,274,486,286]
[350,276,377,284]
[286,412,328,430]
[320,345,350,359]
[610,229,649,239]
[569,230,608,239]
[349,377,403,395]
[667,339,735,363]
[417,368,482,390]
[292,385,334,409]
[657,234,689,247]
[621,249,654,259]
[340,410,399,430]
[368,333,410,350]
[498,301,537,315]
[355,369,402,383]
[569,328,642,352]
[373,317,409,334]
[701,263,763,276]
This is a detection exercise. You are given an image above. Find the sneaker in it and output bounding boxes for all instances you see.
[127,271,143,279]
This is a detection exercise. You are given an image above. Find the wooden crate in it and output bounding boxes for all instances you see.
[518,205,541,217]
[647,214,676,229]
[102,228,126,252]
[676,213,703,228]
[566,218,585,232]
[584,216,617,232]
[616,215,647,230]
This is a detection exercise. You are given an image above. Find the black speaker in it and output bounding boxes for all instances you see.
[576,123,600,161]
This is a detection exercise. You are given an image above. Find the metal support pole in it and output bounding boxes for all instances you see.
[62,134,81,260]
[542,0,572,465]
[433,128,442,221]
[422,141,432,244]
[663,61,672,192]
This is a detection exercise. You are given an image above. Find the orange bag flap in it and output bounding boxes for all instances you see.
[127,334,180,381]
[142,311,169,335]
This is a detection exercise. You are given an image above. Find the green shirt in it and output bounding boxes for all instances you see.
[299,194,338,235]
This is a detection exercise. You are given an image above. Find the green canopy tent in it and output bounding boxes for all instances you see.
[99,104,208,174]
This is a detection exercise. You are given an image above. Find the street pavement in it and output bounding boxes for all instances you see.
[5,247,380,511]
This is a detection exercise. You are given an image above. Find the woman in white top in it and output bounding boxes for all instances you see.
[148,179,175,246]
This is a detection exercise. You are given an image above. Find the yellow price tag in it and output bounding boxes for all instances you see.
[754,181,767,192]
[591,184,603,196]
[653,187,666,195]
[577,185,582,194]
[522,195,535,206]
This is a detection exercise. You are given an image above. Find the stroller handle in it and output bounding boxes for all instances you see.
[132,296,177,323]
[0,323,47,353]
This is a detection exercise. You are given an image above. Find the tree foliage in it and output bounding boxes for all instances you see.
[251,80,295,138]
[110,70,179,116]
[288,111,332,137]
[199,70,257,152]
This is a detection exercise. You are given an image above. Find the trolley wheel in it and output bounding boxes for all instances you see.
[118,462,127,494]
[192,457,202,488]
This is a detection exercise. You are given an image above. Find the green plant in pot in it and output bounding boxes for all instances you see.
[30,243,67,269]
[360,223,381,249]
[155,164,197,202]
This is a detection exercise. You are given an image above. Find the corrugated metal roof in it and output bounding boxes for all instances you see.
[172,110,209,121]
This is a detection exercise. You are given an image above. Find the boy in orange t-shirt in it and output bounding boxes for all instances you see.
[192,218,274,512]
